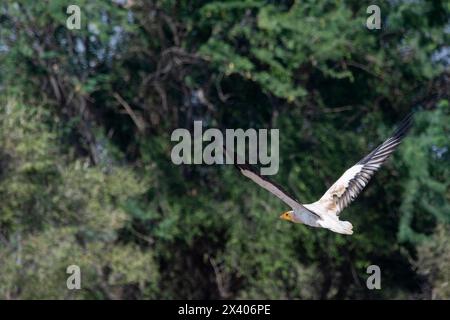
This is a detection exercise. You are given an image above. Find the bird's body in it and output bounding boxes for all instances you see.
[229,114,413,235]
[292,206,353,235]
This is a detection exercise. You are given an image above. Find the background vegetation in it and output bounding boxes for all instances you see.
[0,0,448,299]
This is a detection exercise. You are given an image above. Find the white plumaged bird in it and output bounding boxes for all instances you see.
[230,114,413,235]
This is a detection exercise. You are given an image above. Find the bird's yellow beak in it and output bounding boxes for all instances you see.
[280,211,292,222]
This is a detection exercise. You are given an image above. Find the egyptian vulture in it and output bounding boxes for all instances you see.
[230,114,413,235]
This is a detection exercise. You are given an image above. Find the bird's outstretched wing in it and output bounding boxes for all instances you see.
[317,113,413,216]
[224,148,306,210]
[235,162,304,209]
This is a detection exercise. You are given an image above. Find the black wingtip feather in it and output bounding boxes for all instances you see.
[391,112,414,140]
[358,113,414,165]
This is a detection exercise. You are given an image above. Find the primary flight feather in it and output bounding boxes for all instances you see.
[229,114,413,235]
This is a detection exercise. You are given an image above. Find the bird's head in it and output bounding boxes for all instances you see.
[280,210,296,223]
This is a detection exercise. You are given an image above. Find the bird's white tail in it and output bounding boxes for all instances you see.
[319,218,354,235]
[337,221,353,235]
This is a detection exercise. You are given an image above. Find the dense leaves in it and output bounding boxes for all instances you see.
[0,0,448,299]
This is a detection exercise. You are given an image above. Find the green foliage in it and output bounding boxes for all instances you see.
[0,100,158,299]
[0,0,448,299]
[416,224,450,299]
[398,102,450,243]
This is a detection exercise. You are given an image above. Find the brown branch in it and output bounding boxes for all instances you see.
[209,256,231,299]
[113,92,146,133]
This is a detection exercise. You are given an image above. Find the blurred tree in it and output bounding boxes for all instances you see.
[0,99,158,299]
[0,0,448,299]
[416,224,450,299]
